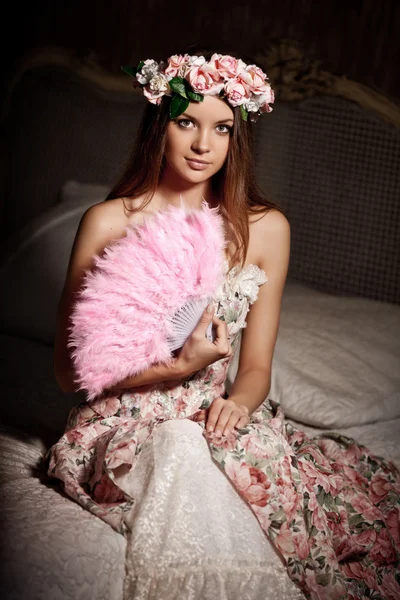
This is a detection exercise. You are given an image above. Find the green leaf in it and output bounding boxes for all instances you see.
[169,77,188,98]
[137,60,145,71]
[121,65,137,78]
[169,95,189,119]
[187,90,204,102]
[240,105,249,121]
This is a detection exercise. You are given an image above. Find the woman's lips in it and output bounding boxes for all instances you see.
[185,158,210,170]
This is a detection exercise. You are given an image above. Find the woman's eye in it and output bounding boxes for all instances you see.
[177,119,193,128]
[216,125,231,134]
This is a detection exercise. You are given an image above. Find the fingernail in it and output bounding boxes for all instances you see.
[206,303,214,313]
[207,425,213,432]
[215,429,222,437]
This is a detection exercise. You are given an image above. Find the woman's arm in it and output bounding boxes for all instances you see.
[228,208,290,413]
[204,208,290,434]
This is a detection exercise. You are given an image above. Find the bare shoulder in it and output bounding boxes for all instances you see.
[249,207,290,237]
[245,208,290,275]
[78,196,148,250]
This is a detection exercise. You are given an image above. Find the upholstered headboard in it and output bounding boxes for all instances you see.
[1,43,399,304]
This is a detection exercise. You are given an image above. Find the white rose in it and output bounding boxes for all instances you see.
[136,59,160,84]
[149,73,170,93]
[243,99,259,112]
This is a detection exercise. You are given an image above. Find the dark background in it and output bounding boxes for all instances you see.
[1,0,399,102]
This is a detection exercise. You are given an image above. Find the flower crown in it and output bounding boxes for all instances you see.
[121,53,274,122]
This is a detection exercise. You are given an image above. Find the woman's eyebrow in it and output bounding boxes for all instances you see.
[180,113,234,124]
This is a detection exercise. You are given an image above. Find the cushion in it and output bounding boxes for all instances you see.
[0,180,110,345]
[227,282,400,428]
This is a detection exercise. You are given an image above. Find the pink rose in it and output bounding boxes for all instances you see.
[143,85,163,105]
[244,64,268,94]
[164,54,190,78]
[259,88,275,113]
[369,527,396,565]
[187,64,224,95]
[224,77,252,107]
[370,473,392,503]
[210,53,239,80]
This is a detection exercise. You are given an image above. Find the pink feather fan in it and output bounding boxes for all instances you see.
[68,199,227,401]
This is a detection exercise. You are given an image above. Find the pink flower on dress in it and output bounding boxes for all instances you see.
[344,442,363,464]
[293,532,310,560]
[207,428,238,451]
[225,460,271,507]
[299,459,332,494]
[279,485,300,521]
[380,571,400,600]
[93,473,124,503]
[240,432,269,458]
[275,521,296,556]
[106,438,137,471]
[370,473,392,503]
[66,422,111,445]
[342,465,368,490]
[353,528,377,547]
[91,395,121,418]
[369,527,397,565]
[342,561,364,580]
[387,507,400,544]
[252,504,271,532]
[348,490,382,521]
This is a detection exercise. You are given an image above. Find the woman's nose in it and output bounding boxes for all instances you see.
[191,129,211,154]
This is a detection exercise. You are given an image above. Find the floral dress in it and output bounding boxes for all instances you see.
[46,261,400,600]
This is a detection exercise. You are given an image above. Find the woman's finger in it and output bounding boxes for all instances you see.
[234,415,250,431]
[222,412,243,436]
[213,405,235,435]
[205,397,224,432]
[195,409,207,422]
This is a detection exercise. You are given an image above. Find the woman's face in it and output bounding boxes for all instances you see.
[164,95,234,183]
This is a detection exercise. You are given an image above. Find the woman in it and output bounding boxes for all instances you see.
[47,47,400,600]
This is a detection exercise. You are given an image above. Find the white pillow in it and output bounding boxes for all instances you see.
[0,181,110,345]
[227,282,400,428]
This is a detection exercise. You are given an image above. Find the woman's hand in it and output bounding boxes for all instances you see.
[175,304,233,377]
[196,397,250,436]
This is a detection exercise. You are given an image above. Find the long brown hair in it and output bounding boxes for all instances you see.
[106,45,284,267]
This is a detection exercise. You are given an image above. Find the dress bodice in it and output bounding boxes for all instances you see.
[118,261,268,421]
